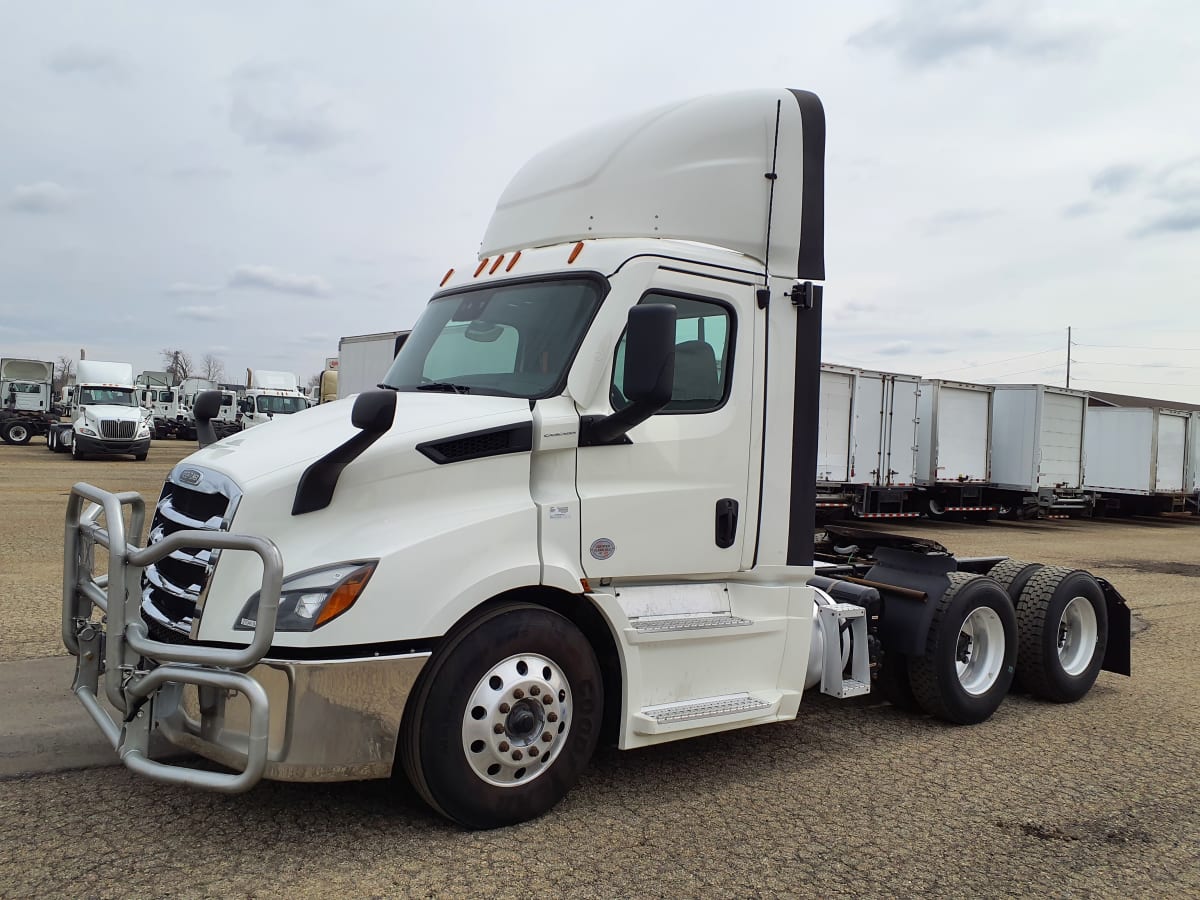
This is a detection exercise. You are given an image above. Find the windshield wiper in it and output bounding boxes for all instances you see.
[415,382,471,394]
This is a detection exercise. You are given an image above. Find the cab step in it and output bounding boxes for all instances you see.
[632,692,781,734]
[625,613,777,644]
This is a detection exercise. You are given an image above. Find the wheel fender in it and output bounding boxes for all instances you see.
[865,547,955,657]
[1096,577,1131,677]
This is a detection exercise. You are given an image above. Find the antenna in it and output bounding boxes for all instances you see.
[1066,326,1072,389]
[761,99,783,289]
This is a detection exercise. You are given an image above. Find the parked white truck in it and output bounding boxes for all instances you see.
[1,357,58,445]
[986,384,1091,518]
[336,331,411,400]
[1084,405,1192,515]
[48,360,151,459]
[915,379,996,517]
[62,89,1130,829]
[239,369,308,429]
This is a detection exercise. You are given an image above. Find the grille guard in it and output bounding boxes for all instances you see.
[64,482,283,792]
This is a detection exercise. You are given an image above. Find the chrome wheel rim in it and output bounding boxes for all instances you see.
[462,653,571,788]
[1057,596,1098,676]
[955,607,1005,695]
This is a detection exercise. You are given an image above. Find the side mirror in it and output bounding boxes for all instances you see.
[193,390,223,448]
[351,389,397,434]
[581,303,676,445]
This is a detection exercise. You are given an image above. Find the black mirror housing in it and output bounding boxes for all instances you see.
[352,389,397,434]
[194,390,223,449]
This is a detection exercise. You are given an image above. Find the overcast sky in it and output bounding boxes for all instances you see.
[1,1,1198,402]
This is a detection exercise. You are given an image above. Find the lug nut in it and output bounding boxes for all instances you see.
[513,688,525,700]
[542,694,553,705]
[511,749,523,761]
[528,746,539,758]
[547,712,558,722]
[499,702,510,714]
[542,732,553,743]
[493,723,505,734]
[498,741,510,752]
[529,685,540,696]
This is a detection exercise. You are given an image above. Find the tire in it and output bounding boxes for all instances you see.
[987,559,1044,605]
[1014,566,1107,703]
[400,602,603,829]
[71,438,82,460]
[135,452,148,461]
[3,421,31,445]
[46,429,56,451]
[908,573,1017,725]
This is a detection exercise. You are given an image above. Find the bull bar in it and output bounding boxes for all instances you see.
[63,482,283,792]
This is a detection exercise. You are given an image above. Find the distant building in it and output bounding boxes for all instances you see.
[1086,390,1200,412]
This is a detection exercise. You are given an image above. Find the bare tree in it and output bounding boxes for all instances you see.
[54,355,75,393]
[200,353,225,384]
[307,373,322,390]
[161,348,192,383]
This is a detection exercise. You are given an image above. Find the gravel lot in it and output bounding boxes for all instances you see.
[0,440,1197,898]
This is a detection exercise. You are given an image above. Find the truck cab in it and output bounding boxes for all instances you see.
[50,360,151,459]
[240,370,308,429]
[61,89,1128,829]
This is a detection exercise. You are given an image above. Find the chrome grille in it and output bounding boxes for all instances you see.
[101,419,137,440]
[141,466,241,637]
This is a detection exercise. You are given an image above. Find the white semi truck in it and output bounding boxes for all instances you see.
[1,357,58,445]
[62,89,1130,829]
[239,369,308,429]
[48,360,151,459]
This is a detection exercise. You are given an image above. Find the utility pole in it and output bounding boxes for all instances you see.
[1066,326,1071,389]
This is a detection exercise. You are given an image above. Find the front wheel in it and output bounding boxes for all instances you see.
[908,573,1017,725]
[400,603,603,829]
[3,421,31,445]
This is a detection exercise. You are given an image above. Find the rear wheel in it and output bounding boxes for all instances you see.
[908,573,1017,724]
[1015,567,1107,702]
[987,559,1044,605]
[400,603,603,829]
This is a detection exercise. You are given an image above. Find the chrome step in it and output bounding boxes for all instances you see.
[630,614,752,634]
[633,692,777,734]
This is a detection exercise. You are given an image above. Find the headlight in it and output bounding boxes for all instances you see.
[235,561,377,632]
[77,426,97,436]
[137,422,151,436]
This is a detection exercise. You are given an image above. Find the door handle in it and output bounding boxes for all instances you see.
[715,498,739,548]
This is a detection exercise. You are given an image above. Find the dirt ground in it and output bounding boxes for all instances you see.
[0,438,1197,897]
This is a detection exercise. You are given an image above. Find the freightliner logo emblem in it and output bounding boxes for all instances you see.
[179,469,202,485]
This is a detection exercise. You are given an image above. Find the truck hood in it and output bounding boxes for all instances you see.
[79,405,144,423]
[184,392,533,486]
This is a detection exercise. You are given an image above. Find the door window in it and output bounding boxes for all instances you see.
[612,293,733,413]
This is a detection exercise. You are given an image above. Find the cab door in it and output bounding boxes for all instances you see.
[575,267,757,579]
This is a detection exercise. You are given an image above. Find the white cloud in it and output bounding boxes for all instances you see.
[45,46,127,79]
[176,305,232,321]
[166,282,223,295]
[8,181,77,214]
[228,264,331,297]
[229,63,345,154]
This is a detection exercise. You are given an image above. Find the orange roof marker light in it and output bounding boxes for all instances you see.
[473,258,489,277]
[489,254,506,275]
[567,241,584,264]
[505,250,522,272]
[439,268,455,287]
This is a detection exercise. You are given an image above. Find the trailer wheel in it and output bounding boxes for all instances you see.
[1014,567,1107,703]
[908,573,1016,725]
[987,559,1044,605]
[4,421,32,445]
[399,602,603,829]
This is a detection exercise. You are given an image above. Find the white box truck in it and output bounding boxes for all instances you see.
[60,88,1130,829]
[337,331,411,400]
[1,357,57,445]
[815,364,921,519]
[48,360,151,459]
[239,369,308,429]
[987,385,1091,518]
[915,379,995,517]
[1083,405,1192,515]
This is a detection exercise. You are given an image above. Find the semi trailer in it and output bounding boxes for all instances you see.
[62,88,1130,829]
[337,331,411,400]
[1083,405,1192,515]
[0,357,57,445]
[815,363,922,519]
[915,379,996,517]
[986,384,1091,518]
[48,360,151,459]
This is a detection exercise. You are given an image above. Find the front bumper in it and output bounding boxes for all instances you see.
[62,482,426,791]
[74,433,151,456]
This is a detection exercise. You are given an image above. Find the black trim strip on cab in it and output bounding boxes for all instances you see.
[786,287,823,567]
[417,422,534,465]
[788,90,826,281]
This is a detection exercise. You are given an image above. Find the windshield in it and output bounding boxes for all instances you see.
[381,276,605,398]
[159,391,174,402]
[256,395,307,414]
[78,387,136,407]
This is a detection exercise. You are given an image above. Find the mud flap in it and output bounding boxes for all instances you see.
[1096,577,1131,677]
